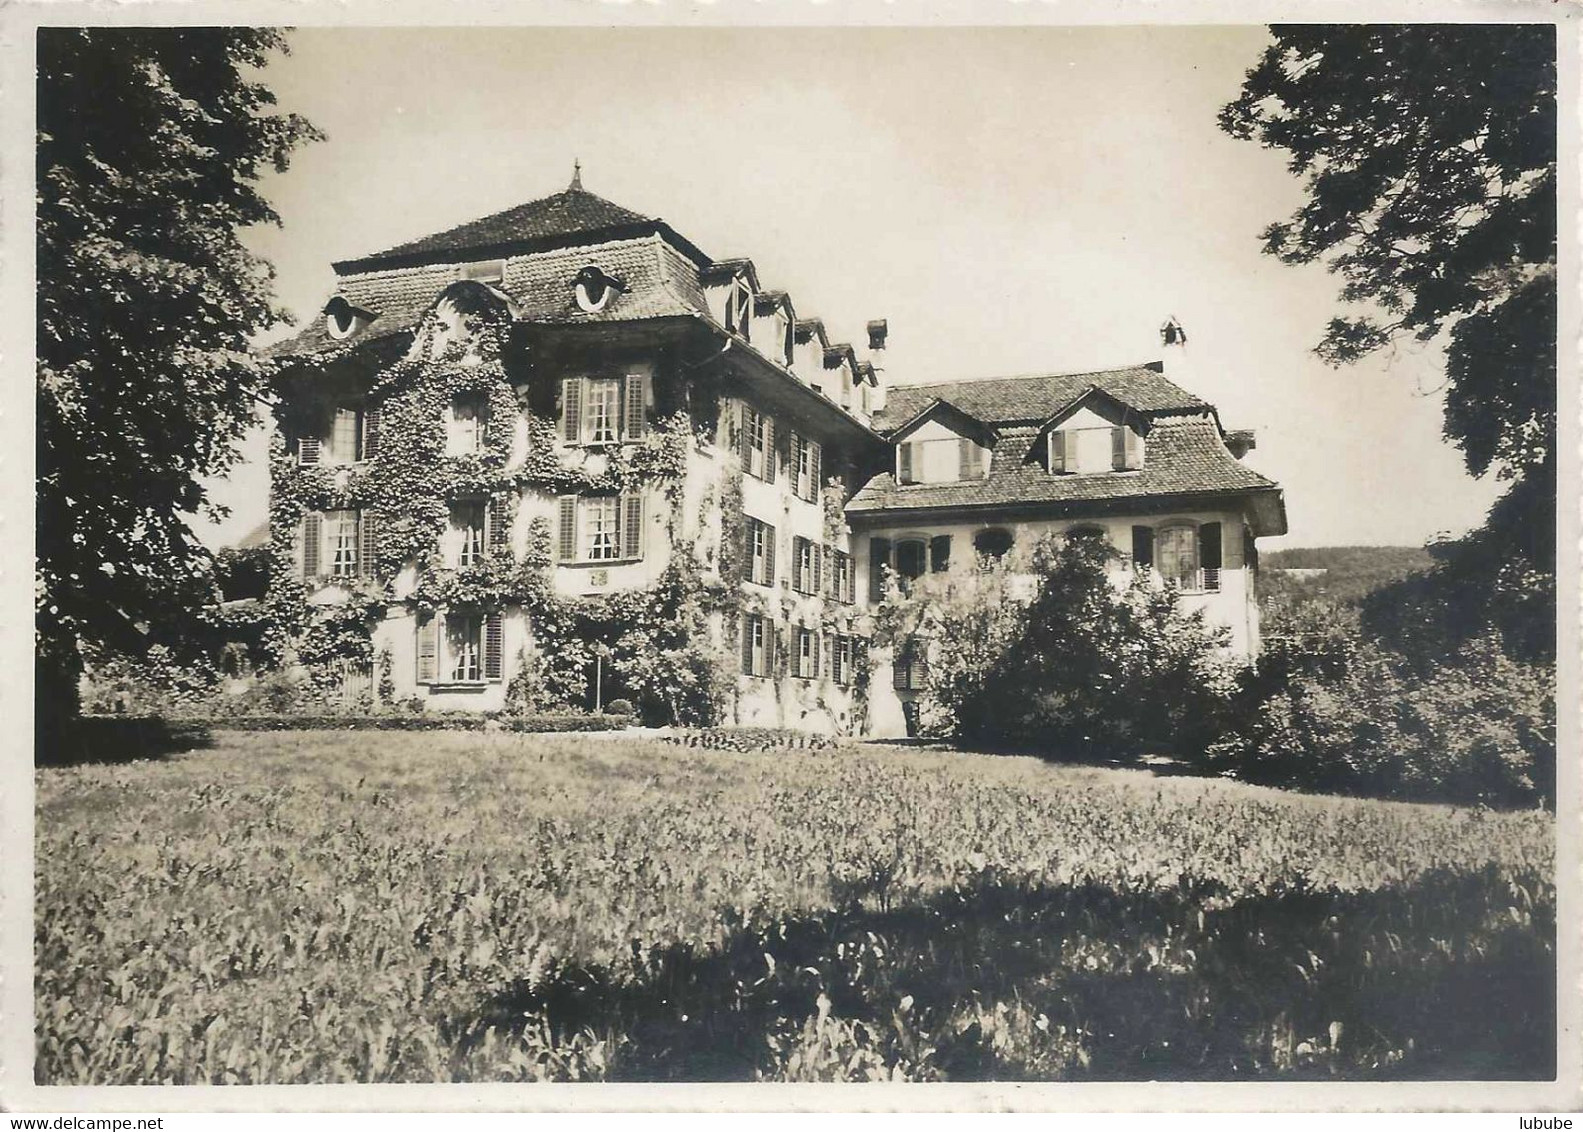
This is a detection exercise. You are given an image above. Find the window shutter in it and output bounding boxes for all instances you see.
[791,433,804,496]
[416,614,439,683]
[812,544,823,595]
[301,513,322,580]
[869,537,891,602]
[359,510,376,578]
[958,438,973,481]
[810,442,822,502]
[622,493,644,560]
[623,374,646,439]
[1125,427,1143,470]
[557,496,578,563]
[298,433,320,466]
[484,612,504,680]
[1200,522,1223,592]
[489,497,510,554]
[898,443,914,484]
[742,616,756,676]
[764,524,777,586]
[561,377,583,442]
[813,630,821,679]
[1049,430,1067,474]
[846,554,857,603]
[763,418,777,484]
[792,537,804,593]
[1132,525,1155,569]
[361,407,381,461]
[930,534,952,573]
[740,404,756,466]
[1112,426,1128,471]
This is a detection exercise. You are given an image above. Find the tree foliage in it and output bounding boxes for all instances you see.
[36,28,320,729]
[1220,25,1555,481]
[879,537,1238,760]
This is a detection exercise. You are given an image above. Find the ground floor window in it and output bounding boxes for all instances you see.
[794,627,820,679]
[417,610,504,684]
[741,612,775,678]
[893,638,929,692]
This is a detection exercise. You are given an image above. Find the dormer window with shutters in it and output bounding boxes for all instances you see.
[891,402,993,485]
[559,373,648,446]
[1047,423,1142,475]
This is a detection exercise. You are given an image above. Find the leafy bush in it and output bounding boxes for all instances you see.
[604,699,635,717]
[880,536,1239,760]
[1211,610,1554,808]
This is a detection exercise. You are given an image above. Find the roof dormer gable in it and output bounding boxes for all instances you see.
[1031,387,1147,475]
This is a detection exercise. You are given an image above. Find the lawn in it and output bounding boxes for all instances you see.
[35,730,1555,1084]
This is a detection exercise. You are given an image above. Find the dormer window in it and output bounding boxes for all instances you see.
[323,296,371,341]
[573,265,624,314]
[896,437,989,485]
[1048,425,1142,475]
[725,276,753,342]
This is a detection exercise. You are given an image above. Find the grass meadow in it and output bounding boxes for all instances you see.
[35,731,1555,1084]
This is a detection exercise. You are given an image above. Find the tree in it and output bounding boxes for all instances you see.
[1220,25,1556,659]
[37,28,320,744]
[879,537,1238,760]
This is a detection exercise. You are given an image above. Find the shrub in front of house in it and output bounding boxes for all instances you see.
[603,698,635,717]
[883,536,1240,762]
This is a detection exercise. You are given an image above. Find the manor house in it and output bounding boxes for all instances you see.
[262,171,1287,736]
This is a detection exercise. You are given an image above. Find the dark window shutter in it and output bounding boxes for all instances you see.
[359,510,376,578]
[740,404,755,466]
[1112,426,1128,471]
[623,374,646,439]
[764,524,777,586]
[898,443,914,484]
[489,497,509,554]
[416,614,439,683]
[813,544,823,594]
[1132,525,1154,568]
[622,493,644,559]
[1201,522,1223,591]
[792,537,804,592]
[298,433,320,466]
[810,441,822,501]
[1049,430,1067,474]
[557,496,578,563]
[958,438,973,481]
[561,377,583,442]
[742,616,756,676]
[484,613,504,680]
[930,535,951,573]
[361,407,381,461]
[869,537,891,602]
[301,513,322,580]
[813,629,821,679]
[763,418,777,484]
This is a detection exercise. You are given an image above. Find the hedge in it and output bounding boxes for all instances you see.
[156,713,627,734]
[662,726,841,752]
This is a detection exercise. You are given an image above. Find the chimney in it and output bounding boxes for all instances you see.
[867,319,888,352]
[1157,316,1191,386]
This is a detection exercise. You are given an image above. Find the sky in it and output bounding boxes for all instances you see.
[209,24,1510,551]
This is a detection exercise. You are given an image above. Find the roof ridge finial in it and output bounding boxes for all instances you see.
[570,158,583,192]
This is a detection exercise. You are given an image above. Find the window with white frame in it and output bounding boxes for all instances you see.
[1048,424,1142,475]
[447,395,487,455]
[583,496,619,561]
[793,434,821,502]
[447,613,483,683]
[450,500,486,568]
[330,408,359,465]
[794,627,819,679]
[741,613,772,678]
[726,276,753,341]
[746,517,776,586]
[585,377,620,444]
[831,550,855,604]
[327,509,359,577]
[740,405,774,482]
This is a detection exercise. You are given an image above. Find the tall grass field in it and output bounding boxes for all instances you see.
[35,731,1554,1084]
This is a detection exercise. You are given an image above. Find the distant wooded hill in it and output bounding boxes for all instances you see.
[1263,545,1435,606]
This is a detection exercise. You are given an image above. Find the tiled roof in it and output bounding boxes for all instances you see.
[871,366,1207,430]
[333,188,705,273]
[847,416,1279,514]
[260,235,709,361]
